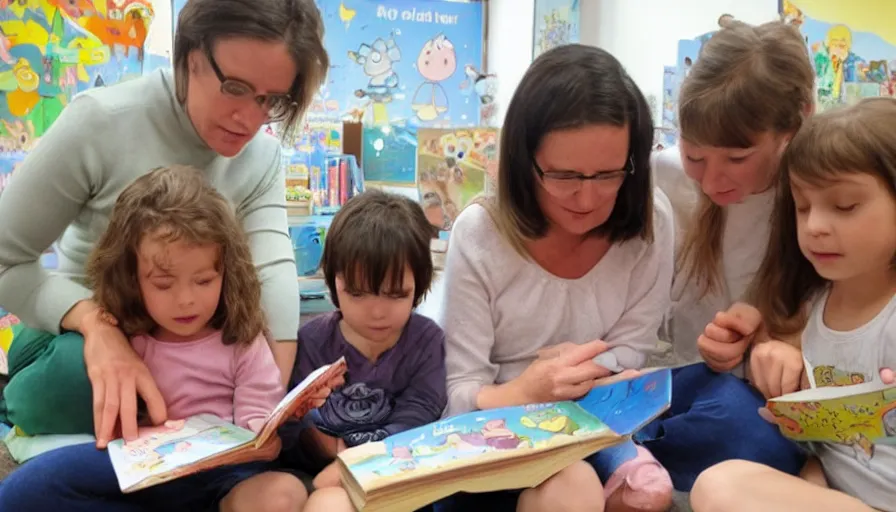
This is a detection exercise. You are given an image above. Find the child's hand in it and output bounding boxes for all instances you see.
[881,368,895,384]
[749,339,804,399]
[698,303,761,372]
[303,375,346,411]
[312,461,343,489]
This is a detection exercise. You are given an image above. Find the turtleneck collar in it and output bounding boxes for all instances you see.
[160,68,214,154]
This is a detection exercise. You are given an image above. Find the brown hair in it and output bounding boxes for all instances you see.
[173,0,329,140]
[86,166,265,345]
[488,44,655,255]
[749,97,896,337]
[676,20,814,297]
[322,190,434,308]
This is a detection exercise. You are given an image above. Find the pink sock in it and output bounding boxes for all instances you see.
[603,446,673,511]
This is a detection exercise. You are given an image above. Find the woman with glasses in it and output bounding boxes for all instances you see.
[435,44,675,512]
[0,0,325,501]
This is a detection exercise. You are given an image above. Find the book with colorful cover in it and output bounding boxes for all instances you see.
[337,368,672,512]
[766,381,896,455]
[108,357,347,493]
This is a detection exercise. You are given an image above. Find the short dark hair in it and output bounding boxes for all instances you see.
[174,0,329,139]
[492,44,655,250]
[322,190,434,308]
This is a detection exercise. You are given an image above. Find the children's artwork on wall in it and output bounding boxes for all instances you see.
[0,1,163,179]
[362,124,418,187]
[780,0,896,112]
[312,0,483,129]
[416,127,496,231]
[532,0,579,60]
[659,66,678,148]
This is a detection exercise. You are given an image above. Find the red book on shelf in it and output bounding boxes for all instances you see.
[339,159,349,205]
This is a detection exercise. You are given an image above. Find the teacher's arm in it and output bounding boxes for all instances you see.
[601,190,675,371]
[0,95,108,333]
[439,214,503,417]
[239,143,299,386]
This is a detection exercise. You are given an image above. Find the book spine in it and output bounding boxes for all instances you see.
[339,159,349,205]
[328,159,339,207]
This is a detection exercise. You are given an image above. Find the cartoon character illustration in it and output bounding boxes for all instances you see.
[780,0,804,28]
[535,9,573,56]
[124,424,243,473]
[348,33,401,104]
[0,119,36,152]
[812,25,865,102]
[411,34,456,122]
[461,64,497,107]
[521,408,580,436]
[813,365,866,387]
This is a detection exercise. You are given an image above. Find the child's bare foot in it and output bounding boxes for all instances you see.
[604,446,673,511]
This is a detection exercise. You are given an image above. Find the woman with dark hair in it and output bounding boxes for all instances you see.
[0,0,327,469]
[436,44,674,511]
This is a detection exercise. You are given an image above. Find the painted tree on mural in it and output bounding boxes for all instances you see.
[0,0,154,151]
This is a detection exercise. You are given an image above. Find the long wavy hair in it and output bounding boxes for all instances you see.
[86,165,265,345]
[748,98,896,337]
[675,20,814,298]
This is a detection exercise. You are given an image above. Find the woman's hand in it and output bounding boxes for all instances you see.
[749,339,805,399]
[81,309,167,448]
[698,303,762,372]
[511,340,612,404]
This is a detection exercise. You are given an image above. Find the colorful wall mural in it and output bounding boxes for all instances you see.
[782,0,896,111]
[532,0,579,60]
[0,0,163,195]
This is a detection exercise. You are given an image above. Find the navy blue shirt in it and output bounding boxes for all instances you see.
[290,311,447,447]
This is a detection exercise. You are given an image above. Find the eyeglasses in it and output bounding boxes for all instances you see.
[205,48,297,122]
[533,157,635,198]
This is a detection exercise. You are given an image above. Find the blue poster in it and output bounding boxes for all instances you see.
[532,0,580,59]
[361,124,418,185]
[314,0,483,128]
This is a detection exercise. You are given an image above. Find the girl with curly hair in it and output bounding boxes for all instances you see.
[0,166,327,511]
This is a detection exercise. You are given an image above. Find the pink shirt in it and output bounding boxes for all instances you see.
[132,331,284,433]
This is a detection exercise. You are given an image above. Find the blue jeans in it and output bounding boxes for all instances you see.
[634,363,806,491]
[0,442,277,512]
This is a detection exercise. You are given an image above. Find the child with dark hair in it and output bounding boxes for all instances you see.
[282,189,448,511]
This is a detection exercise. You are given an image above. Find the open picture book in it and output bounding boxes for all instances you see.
[108,357,347,493]
[766,380,896,455]
[337,368,672,512]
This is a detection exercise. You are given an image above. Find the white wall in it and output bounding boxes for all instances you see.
[487,0,780,123]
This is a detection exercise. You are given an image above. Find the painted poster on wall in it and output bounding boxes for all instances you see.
[416,127,496,231]
[362,124,418,186]
[780,0,896,112]
[0,1,161,154]
[313,0,483,129]
[532,0,579,60]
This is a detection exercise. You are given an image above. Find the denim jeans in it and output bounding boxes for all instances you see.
[0,442,277,512]
[634,362,806,491]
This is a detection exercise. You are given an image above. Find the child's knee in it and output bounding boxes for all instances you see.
[305,487,355,512]
[690,460,756,512]
[223,472,308,512]
[519,461,604,512]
